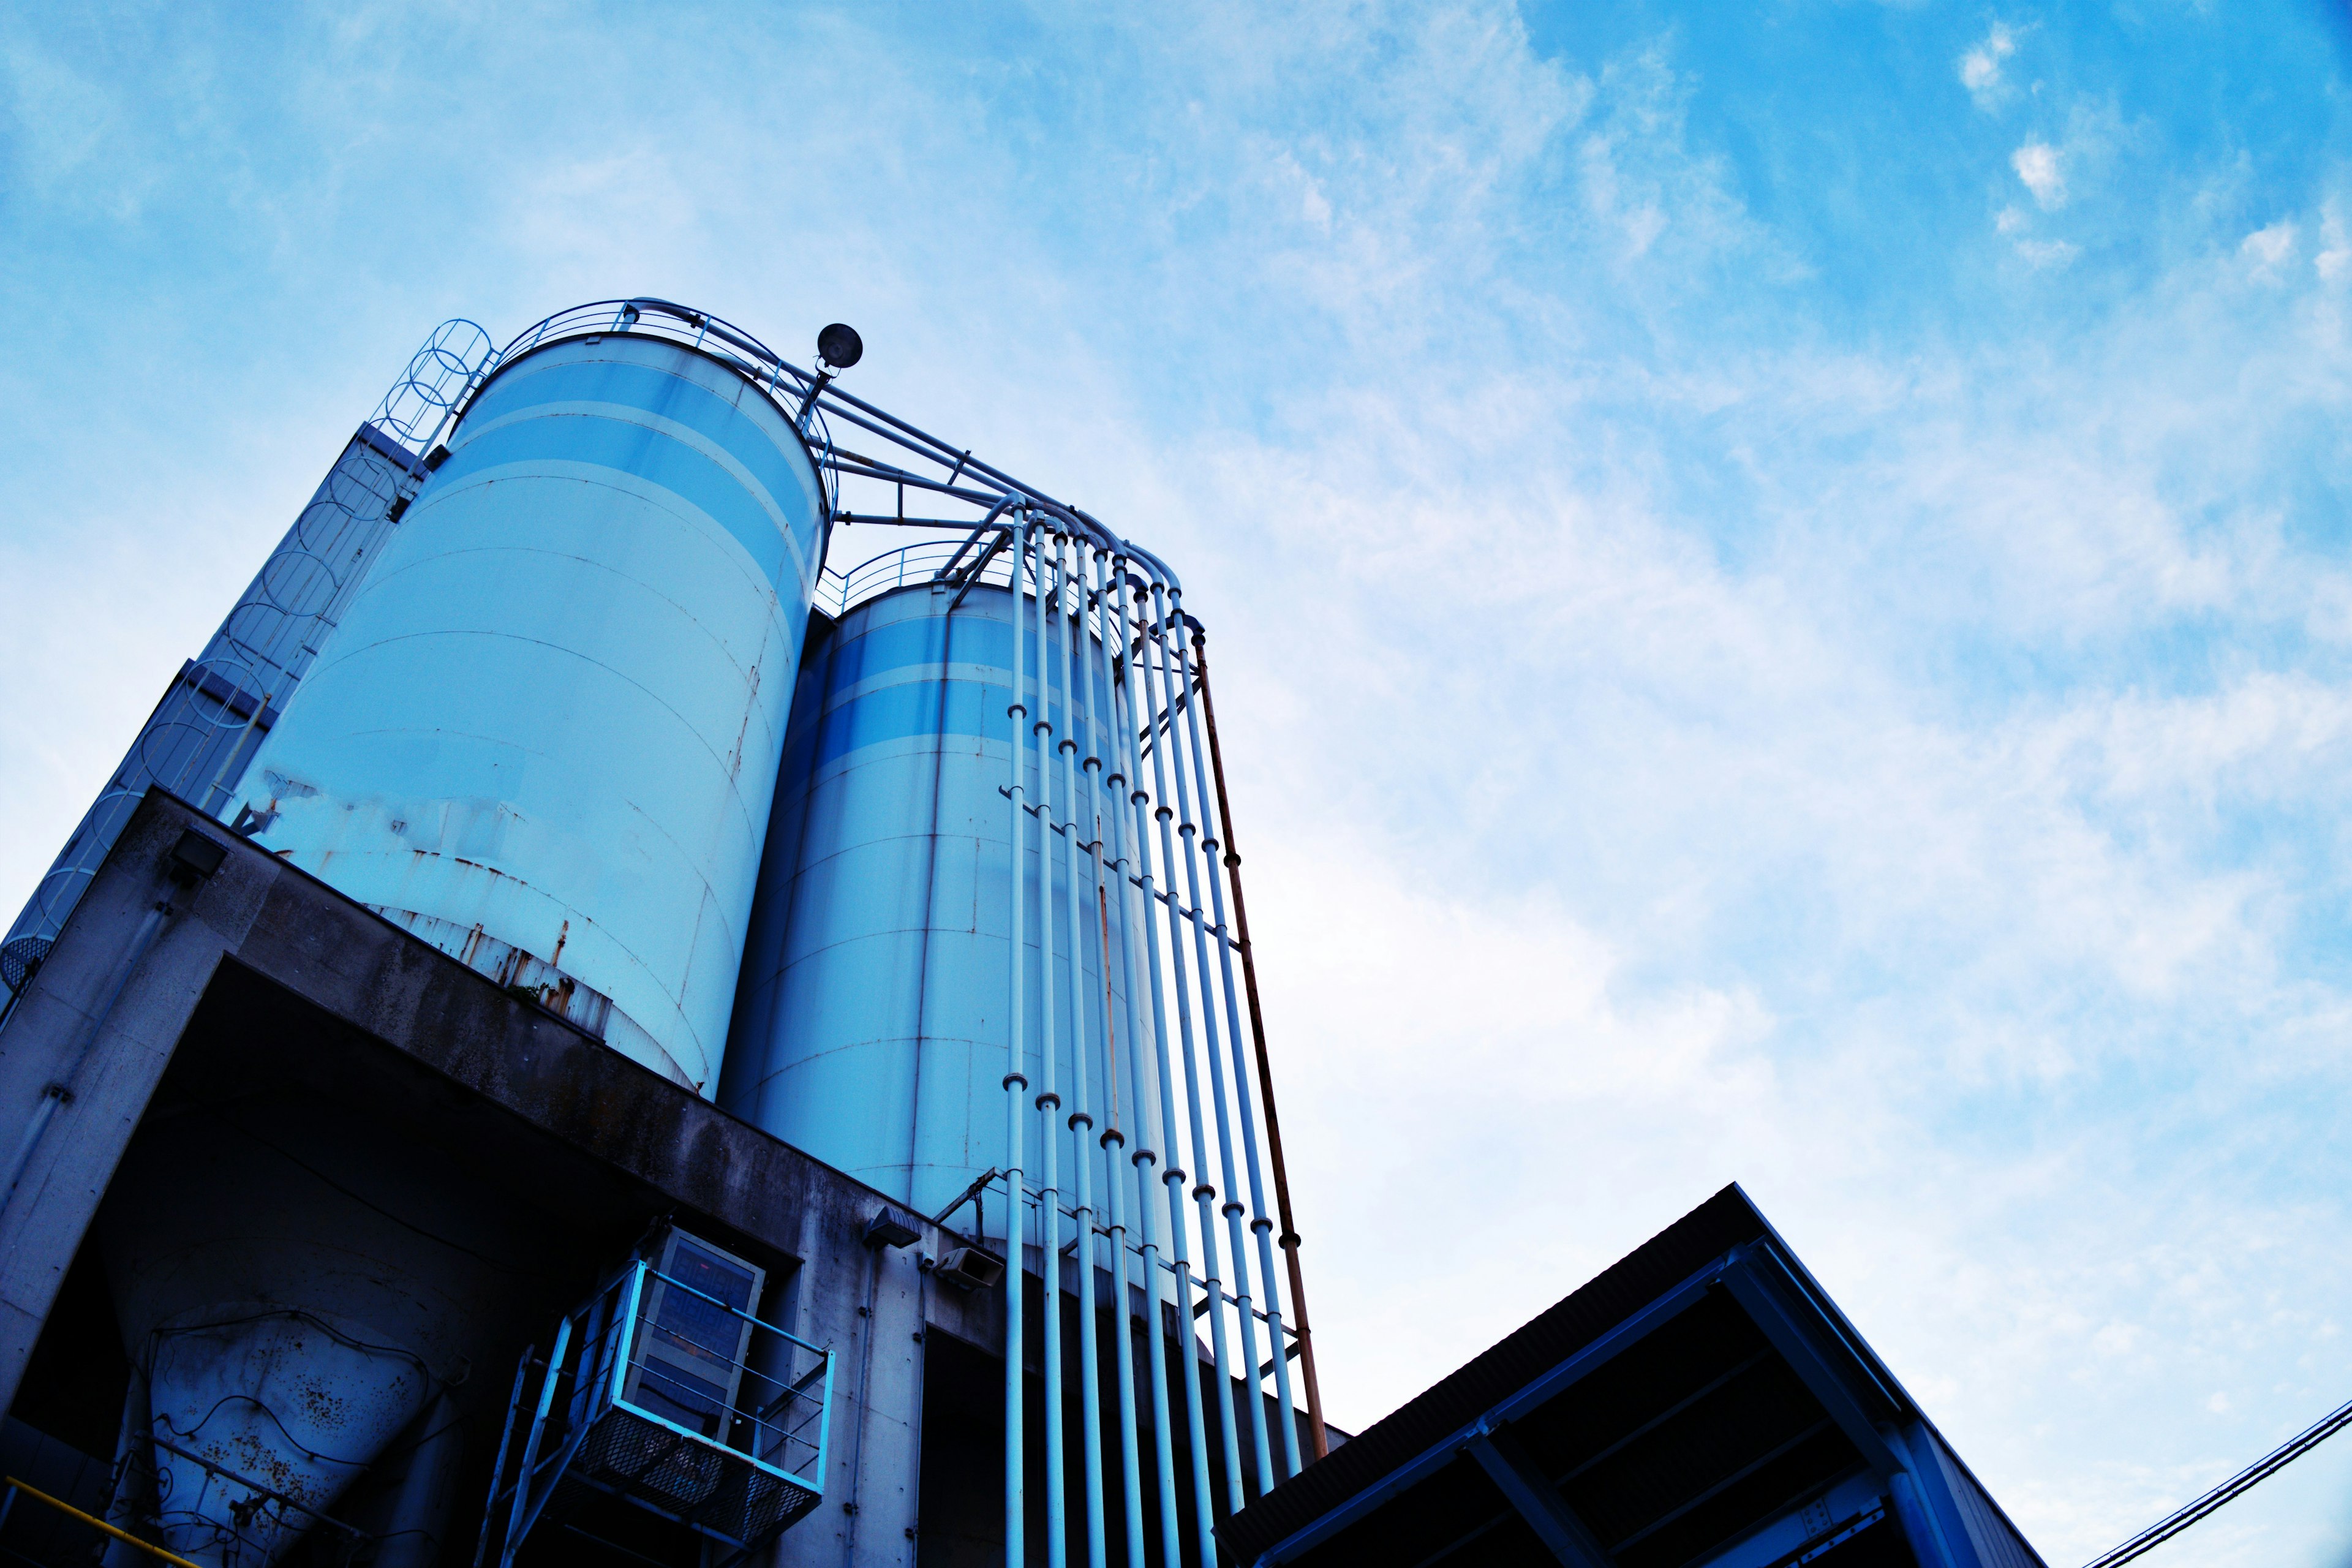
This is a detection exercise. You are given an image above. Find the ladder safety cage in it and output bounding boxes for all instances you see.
[477,1248,832,1568]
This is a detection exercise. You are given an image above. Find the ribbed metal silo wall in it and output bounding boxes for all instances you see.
[232,333,826,1095]
[721,581,1138,1219]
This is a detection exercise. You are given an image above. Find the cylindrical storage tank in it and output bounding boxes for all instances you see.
[722,579,1142,1218]
[232,331,825,1092]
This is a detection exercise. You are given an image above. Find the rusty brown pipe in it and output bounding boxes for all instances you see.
[1191,638,1330,1462]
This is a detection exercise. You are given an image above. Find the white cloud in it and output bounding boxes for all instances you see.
[2313,207,2348,282]
[1997,205,2030,234]
[1961,22,2018,104]
[2241,219,2297,279]
[2014,140,2065,207]
[2016,236,2079,268]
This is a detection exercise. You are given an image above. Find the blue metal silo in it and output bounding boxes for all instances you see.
[721,565,1145,1218]
[230,316,827,1095]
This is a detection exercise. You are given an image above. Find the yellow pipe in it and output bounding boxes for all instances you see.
[3,1477,206,1568]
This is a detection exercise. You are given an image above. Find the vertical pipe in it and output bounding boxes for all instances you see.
[1033,527,1069,1568]
[1150,596,1272,1504]
[1055,534,1110,1568]
[1174,622,1297,1482]
[197,686,274,817]
[1139,588,1250,1523]
[1003,537,1028,1568]
[1193,640,1327,1464]
[1084,548,1147,1567]
[1110,569,1197,1568]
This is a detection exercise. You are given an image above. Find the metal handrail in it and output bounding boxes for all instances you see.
[816,539,1019,619]
[481,1257,835,1568]
[465,300,850,522]
[0,1477,205,1568]
[598,1259,830,1485]
[467,299,1177,592]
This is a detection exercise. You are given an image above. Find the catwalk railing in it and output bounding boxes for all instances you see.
[477,1259,832,1568]
[0,1475,203,1568]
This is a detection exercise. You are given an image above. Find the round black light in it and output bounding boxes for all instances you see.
[818,323,864,371]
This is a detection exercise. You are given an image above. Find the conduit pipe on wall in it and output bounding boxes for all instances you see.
[1174,616,1300,1483]
[1194,635,1330,1461]
[1139,584,1251,1519]
[1130,582,1226,1561]
[1084,546,1150,1568]
[1052,533,1110,1568]
[1031,525,1070,1568]
[1108,569,1207,1568]
[1001,518,1033,1568]
[1148,594,1277,1501]
[988,520,1314,1565]
[2,873,188,1215]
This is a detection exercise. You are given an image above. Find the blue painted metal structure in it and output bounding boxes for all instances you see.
[230,328,827,1093]
[477,1249,833,1568]
[97,1091,567,1568]
[729,517,1315,1564]
[720,572,1136,1219]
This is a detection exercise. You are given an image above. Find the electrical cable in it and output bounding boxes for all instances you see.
[146,1307,435,1385]
[2081,1393,2352,1568]
[154,1393,379,1473]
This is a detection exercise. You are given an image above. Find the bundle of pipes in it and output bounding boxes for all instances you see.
[1000,516,1323,1567]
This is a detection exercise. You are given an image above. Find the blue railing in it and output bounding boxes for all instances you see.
[815,537,1020,619]
[478,1259,832,1568]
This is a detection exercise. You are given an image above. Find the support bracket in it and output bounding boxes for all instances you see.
[1464,1426,1613,1567]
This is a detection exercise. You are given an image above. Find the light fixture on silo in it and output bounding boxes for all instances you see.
[798,322,863,420]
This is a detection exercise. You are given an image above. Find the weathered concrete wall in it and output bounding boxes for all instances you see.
[0,798,268,1404]
[0,790,1007,1568]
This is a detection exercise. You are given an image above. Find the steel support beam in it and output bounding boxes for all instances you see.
[1464,1428,1612,1567]
[1719,1256,1970,1568]
[1719,1257,1901,1476]
[1241,1259,1726,1565]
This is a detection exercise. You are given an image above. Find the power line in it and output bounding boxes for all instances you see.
[2082,1394,2352,1568]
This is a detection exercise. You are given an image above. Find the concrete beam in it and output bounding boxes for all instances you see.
[0,804,260,1412]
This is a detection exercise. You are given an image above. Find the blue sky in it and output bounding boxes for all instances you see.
[7,3,2352,1562]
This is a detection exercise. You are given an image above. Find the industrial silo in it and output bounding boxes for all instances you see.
[99,306,830,1565]
[1,297,1332,1568]
[230,320,827,1093]
[721,564,1148,1219]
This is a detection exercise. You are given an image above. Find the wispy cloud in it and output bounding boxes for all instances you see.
[2014,138,2066,206]
[2016,236,2079,268]
[1961,21,2019,106]
[2240,219,2299,281]
[2320,205,2351,282]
